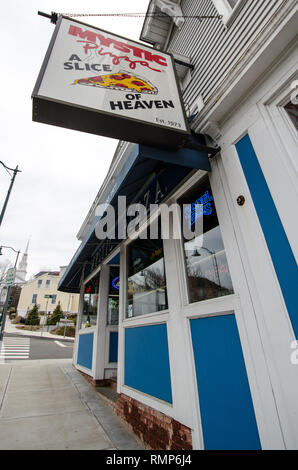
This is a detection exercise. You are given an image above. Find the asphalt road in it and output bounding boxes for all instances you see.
[1,334,74,362]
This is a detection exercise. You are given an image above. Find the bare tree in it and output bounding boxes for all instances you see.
[0,259,12,284]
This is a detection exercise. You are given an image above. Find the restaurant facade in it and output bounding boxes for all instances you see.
[54,0,298,450]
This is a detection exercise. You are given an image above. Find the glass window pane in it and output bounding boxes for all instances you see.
[127,233,168,317]
[107,266,120,325]
[81,272,100,328]
[179,175,234,303]
[227,0,238,8]
[284,101,298,131]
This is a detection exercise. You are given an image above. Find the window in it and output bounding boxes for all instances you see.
[226,0,238,8]
[51,294,57,305]
[107,267,120,325]
[81,272,100,328]
[127,232,168,318]
[284,100,298,131]
[46,279,50,289]
[32,294,37,304]
[212,0,242,25]
[179,175,234,303]
[37,280,42,288]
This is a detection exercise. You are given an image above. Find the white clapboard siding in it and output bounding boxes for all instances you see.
[168,0,285,109]
[143,8,173,45]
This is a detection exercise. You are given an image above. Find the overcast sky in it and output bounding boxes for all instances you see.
[0,0,149,278]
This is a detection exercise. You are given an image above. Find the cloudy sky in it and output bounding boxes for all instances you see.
[0,0,149,277]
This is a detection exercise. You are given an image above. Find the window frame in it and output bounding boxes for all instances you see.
[212,0,245,26]
[125,221,169,320]
[166,169,236,308]
[31,293,37,304]
[260,74,298,190]
[283,100,298,132]
[177,174,234,305]
[121,208,170,325]
[80,270,101,330]
[107,265,120,325]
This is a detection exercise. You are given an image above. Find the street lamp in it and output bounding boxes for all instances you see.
[0,245,20,340]
[192,245,221,288]
[0,162,21,227]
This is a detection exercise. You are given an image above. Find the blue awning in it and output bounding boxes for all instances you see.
[58,143,211,293]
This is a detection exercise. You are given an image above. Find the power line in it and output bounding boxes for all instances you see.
[61,13,222,19]
[38,11,222,24]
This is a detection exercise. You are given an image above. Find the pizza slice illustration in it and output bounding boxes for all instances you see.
[73,71,158,94]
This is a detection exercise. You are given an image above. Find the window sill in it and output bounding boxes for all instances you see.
[79,326,96,334]
[123,309,169,324]
[224,0,247,28]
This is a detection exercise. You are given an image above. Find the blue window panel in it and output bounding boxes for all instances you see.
[124,324,172,403]
[108,253,120,265]
[190,315,261,450]
[77,333,94,370]
[109,332,118,363]
[236,135,298,338]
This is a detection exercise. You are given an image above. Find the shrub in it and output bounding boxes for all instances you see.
[25,304,40,326]
[11,315,21,324]
[67,314,77,326]
[47,302,64,325]
[50,326,76,337]
[11,315,26,324]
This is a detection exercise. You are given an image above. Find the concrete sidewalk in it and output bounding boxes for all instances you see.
[4,317,75,341]
[0,359,144,450]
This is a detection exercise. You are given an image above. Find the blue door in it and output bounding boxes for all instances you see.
[190,314,261,450]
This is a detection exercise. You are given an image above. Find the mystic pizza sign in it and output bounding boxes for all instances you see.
[32,16,190,149]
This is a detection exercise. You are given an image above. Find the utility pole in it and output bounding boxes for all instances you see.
[0,246,20,341]
[0,163,21,227]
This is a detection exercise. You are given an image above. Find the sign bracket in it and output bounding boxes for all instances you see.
[183,131,220,156]
[38,11,58,24]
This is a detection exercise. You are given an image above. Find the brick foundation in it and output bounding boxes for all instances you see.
[78,370,111,387]
[78,371,192,450]
[116,393,192,450]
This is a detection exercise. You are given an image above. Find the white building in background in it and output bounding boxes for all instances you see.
[52,0,297,450]
[17,266,80,317]
[14,240,29,286]
[0,240,29,307]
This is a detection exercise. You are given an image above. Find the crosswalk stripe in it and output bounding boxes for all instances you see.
[0,348,29,351]
[0,356,28,359]
[0,337,30,362]
[0,355,29,357]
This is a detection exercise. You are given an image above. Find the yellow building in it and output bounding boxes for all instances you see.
[17,267,79,317]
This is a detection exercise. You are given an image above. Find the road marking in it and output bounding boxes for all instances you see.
[0,337,30,362]
[54,340,67,348]
[0,356,29,359]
